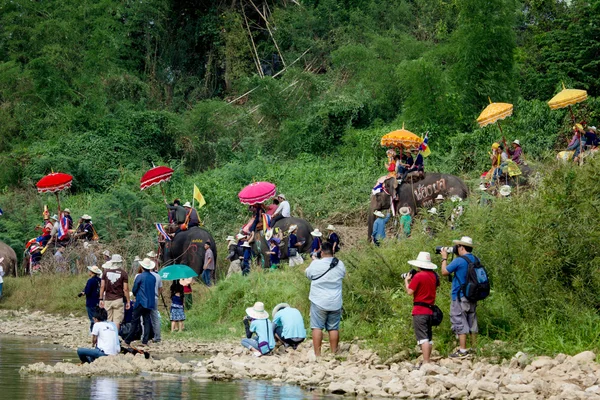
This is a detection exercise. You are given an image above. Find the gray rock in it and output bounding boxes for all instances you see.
[504,384,535,394]
[573,351,596,364]
[328,380,356,394]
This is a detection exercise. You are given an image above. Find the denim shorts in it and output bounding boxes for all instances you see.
[310,302,341,331]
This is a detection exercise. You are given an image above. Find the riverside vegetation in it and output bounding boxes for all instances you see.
[1,0,600,361]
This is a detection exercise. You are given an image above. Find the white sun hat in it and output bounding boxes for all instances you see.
[272,303,291,317]
[101,261,113,269]
[499,185,512,197]
[452,236,475,247]
[399,207,410,215]
[139,257,156,270]
[226,235,235,241]
[310,229,322,237]
[183,202,192,208]
[479,184,487,191]
[407,252,437,270]
[87,265,102,275]
[110,254,123,264]
[236,233,245,240]
[326,224,335,231]
[245,301,269,320]
[374,211,385,218]
[241,241,251,248]
[435,194,444,200]
[288,225,298,233]
[513,139,521,145]
[428,207,437,215]
[146,251,157,258]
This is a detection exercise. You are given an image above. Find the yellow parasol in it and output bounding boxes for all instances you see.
[548,83,587,122]
[477,98,513,134]
[381,123,422,149]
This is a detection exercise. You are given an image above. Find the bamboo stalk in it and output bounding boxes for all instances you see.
[248,0,287,68]
[242,5,264,78]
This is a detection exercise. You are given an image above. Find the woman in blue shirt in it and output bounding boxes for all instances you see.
[241,302,275,357]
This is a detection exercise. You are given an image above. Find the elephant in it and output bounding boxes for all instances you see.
[252,217,314,268]
[160,226,218,278]
[0,241,17,277]
[368,173,469,239]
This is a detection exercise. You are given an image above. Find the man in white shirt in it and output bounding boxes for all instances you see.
[270,194,291,227]
[77,308,120,363]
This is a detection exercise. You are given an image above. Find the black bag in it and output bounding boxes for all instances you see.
[414,302,444,326]
[289,247,298,257]
[457,255,490,302]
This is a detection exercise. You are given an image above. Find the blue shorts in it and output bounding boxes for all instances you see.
[310,302,341,331]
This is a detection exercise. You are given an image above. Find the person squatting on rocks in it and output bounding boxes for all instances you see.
[124,258,156,347]
[272,303,306,350]
[79,266,102,332]
[99,255,130,331]
[76,307,120,364]
[305,242,346,357]
[404,252,440,364]
[242,301,275,357]
[441,236,479,358]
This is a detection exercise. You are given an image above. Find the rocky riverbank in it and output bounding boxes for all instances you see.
[6,310,600,399]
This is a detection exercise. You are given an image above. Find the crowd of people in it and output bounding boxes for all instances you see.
[563,123,598,163]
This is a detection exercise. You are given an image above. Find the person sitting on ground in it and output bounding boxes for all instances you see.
[310,229,323,259]
[241,301,275,357]
[75,215,95,241]
[404,251,439,365]
[241,241,252,276]
[124,258,157,347]
[270,194,290,227]
[584,126,599,150]
[165,198,186,225]
[272,303,306,350]
[287,225,304,267]
[170,280,185,332]
[305,242,346,357]
[326,225,340,254]
[399,206,412,238]
[79,266,102,333]
[77,307,120,364]
[267,238,281,270]
[371,211,391,246]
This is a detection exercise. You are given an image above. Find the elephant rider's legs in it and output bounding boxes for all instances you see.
[269,214,285,228]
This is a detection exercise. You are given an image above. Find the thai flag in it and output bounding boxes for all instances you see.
[418,133,431,157]
[58,213,69,240]
[262,213,271,230]
[156,223,171,241]
[0,207,3,215]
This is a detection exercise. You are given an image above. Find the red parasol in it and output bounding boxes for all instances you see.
[36,172,73,214]
[36,172,73,193]
[238,182,277,205]
[140,166,174,191]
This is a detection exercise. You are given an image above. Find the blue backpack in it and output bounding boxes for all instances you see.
[457,255,490,302]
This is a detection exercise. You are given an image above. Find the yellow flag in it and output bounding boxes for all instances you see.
[193,184,206,208]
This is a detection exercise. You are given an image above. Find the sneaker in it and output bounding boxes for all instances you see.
[449,350,470,359]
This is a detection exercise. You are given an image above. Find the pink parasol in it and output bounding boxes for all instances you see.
[238,182,277,205]
[140,166,174,191]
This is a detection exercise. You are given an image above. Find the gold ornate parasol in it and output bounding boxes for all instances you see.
[548,83,587,122]
[381,123,422,149]
[477,98,513,134]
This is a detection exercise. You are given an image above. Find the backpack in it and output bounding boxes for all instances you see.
[457,255,490,302]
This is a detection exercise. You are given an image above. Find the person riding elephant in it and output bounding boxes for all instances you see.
[0,241,17,277]
[368,173,468,239]
[252,217,313,269]
[160,226,217,277]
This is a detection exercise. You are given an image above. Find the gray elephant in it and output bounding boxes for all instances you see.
[160,226,218,278]
[368,173,469,239]
[253,217,313,268]
[0,241,17,277]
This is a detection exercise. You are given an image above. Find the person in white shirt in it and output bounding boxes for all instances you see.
[270,194,291,227]
[77,307,120,363]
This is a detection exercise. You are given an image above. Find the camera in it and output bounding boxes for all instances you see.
[435,246,455,254]
[401,269,418,279]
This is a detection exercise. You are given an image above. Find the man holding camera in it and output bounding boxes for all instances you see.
[441,236,478,358]
[305,242,346,357]
[404,252,439,365]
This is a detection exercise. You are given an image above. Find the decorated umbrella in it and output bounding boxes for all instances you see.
[477,98,513,134]
[158,264,198,281]
[140,165,174,201]
[381,123,422,149]
[548,83,587,122]
[36,172,73,212]
[238,181,277,205]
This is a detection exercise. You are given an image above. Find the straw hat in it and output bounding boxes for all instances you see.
[452,236,475,247]
[513,139,521,146]
[183,202,192,208]
[63,208,71,213]
[81,214,92,220]
[245,302,269,320]
[226,235,235,241]
[288,225,298,233]
[101,261,113,269]
[374,211,385,218]
[310,229,322,237]
[241,241,251,248]
[589,126,597,132]
[399,207,410,215]
[499,185,512,197]
[326,224,335,231]
[139,257,156,270]
[87,265,102,275]
[146,251,157,258]
[272,303,291,317]
[435,194,444,200]
[428,207,437,215]
[407,252,437,270]
[277,194,286,200]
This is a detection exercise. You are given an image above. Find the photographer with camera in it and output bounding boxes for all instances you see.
[305,242,346,357]
[404,252,439,365]
[441,236,479,358]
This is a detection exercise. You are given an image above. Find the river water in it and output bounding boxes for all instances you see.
[0,335,332,399]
